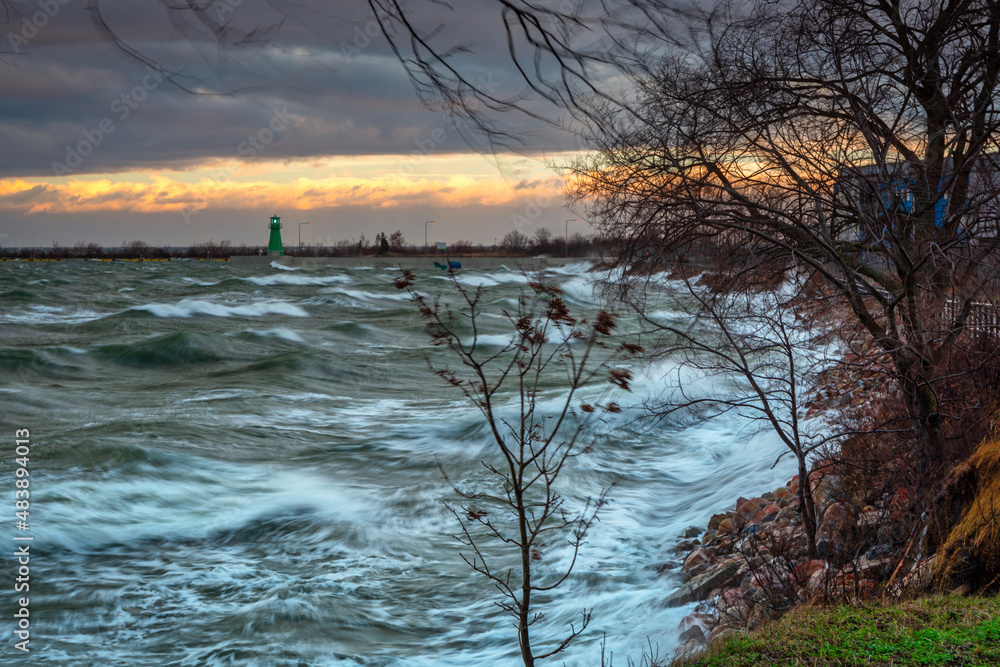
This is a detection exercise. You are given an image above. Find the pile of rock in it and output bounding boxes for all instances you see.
[661,463,909,656]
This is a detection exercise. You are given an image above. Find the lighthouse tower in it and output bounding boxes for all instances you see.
[267,214,284,256]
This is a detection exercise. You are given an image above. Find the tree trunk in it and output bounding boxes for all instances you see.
[516,488,534,667]
[797,457,818,559]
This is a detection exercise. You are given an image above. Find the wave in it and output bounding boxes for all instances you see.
[129,298,309,319]
[302,289,412,312]
[0,288,37,302]
[243,274,352,287]
[464,333,516,348]
[325,320,379,337]
[271,261,299,271]
[334,288,411,302]
[548,259,598,275]
[0,347,86,375]
[239,328,305,343]
[442,272,531,288]
[234,351,371,382]
[93,331,230,367]
[0,304,105,324]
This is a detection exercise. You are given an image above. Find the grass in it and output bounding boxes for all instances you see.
[675,595,1000,666]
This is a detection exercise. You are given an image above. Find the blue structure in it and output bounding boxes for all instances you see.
[833,158,997,243]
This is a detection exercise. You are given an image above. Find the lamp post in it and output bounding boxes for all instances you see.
[565,219,577,258]
[425,220,435,254]
[298,222,311,254]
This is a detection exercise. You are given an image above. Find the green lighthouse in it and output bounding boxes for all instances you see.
[267,214,284,256]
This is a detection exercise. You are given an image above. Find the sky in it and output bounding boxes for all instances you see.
[0,0,588,248]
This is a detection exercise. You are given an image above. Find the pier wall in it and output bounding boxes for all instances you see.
[229,256,594,271]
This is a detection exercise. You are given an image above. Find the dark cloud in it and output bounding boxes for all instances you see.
[0,0,570,177]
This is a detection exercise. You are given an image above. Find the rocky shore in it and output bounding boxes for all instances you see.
[660,462,935,659]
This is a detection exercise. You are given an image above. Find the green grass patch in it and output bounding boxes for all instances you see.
[676,594,1000,666]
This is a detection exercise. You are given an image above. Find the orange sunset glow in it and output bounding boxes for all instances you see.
[0,155,567,216]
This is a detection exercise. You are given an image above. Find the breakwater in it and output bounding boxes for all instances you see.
[229,255,589,271]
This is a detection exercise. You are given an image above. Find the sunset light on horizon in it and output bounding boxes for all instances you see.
[0,153,576,247]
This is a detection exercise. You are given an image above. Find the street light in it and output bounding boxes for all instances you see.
[565,219,577,258]
[425,220,435,253]
[298,222,311,254]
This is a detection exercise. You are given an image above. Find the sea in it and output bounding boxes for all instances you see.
[0,259,799,666]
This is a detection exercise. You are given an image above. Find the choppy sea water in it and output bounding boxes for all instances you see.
[0,260,798,666]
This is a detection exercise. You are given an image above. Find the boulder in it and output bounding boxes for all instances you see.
[707,513,729,531]
[810,473,844,513]
[794,558,827,584]
[760,510,780,524]
[679,611,717,640]
[664,559,742,607]
[776,507,798,523]
[714,587,749,625]
[819,502,855,538]
[903,554,939,591]
[734,497,768,527]
[682,547,711,572]
[664,585,698,608]
[673,538,700,554]
[865,544,894,560]
[681,562,709,581]
[678,625,705,644]
[751,502,781,524]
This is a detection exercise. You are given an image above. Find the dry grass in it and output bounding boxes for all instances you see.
[940,435,1000,590]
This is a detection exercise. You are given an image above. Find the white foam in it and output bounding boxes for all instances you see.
[311,289,413,308]
[246,328,305,343]
[548,260,597,275]
[445,272,532,287]
[244,274,352,286]
[270,261,300,270]
[0,305,104,324]
[32,462,372,552]
[131,299,309,318]
[465,333,516,348]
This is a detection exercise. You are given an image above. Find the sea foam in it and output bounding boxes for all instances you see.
[244,274,352,287]
[131,299,309,318]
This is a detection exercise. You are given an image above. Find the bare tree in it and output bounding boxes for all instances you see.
[571,0,1000,465]
[357,0,1000,465]
[394,269,634,666]
[389,229,406,253]
[626,266,841,557]
[532,226,553,249]
[502,229,531,255]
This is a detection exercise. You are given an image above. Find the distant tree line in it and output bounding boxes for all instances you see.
[0,228,600,259]
[0,240,254,260]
